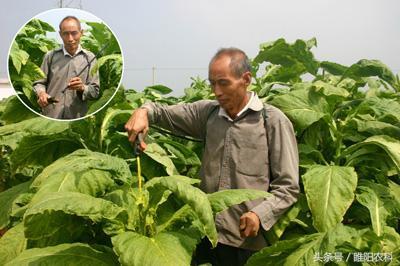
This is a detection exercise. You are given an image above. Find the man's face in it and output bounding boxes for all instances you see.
[59,19,82,54]
[208,55,251,116]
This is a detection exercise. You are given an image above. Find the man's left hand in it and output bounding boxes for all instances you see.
[239,212,260,238]
[68,77,85,92]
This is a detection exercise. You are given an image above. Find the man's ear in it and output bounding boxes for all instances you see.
[242,71,252,87]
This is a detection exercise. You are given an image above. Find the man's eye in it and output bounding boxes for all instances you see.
[62,31,79,37]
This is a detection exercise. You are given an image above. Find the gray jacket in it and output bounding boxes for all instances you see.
[143,94,299,250]
[33,47,100,119]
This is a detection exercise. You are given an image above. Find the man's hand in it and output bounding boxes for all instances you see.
[125,108,149,151]
[68,77,85,92]
[239,212,260,238]
[37,91,50,108]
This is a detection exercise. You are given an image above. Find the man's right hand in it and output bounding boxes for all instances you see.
[37,91,50,108]
[125,107,149,151]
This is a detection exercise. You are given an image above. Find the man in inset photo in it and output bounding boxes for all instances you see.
[33,15,100,119]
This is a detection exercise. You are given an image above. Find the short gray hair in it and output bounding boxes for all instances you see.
[209,48,252,77]
[59,16,81,31]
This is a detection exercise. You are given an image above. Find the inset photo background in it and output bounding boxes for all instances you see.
[7,8,123,121]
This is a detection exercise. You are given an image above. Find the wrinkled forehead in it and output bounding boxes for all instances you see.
[60,19,81,31]
[209,56,234,77]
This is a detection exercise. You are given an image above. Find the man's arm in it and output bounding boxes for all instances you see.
[249,106,300,233]
[81,56,100,101]
[33,52,51,107]
[76,55,100,101]
[125,100,216,144]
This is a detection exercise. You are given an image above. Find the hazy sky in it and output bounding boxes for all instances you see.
[1,0,399,96]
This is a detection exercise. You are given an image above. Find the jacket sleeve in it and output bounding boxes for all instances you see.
[250,106,300,231]
[141,100,216,140]
[33,52,51,95]
[82,56,100,101]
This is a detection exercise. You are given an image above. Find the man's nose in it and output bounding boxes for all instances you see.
[213,85,223,97]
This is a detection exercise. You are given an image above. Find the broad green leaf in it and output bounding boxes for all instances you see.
[182,77,214,102]
[145,85,173,95]
[254,38,319,75]
[302,165,358,232]
[0,223,27,265]
[31,149,132,197]
[156,205,197,233]
[157,138,201,166]
[104,189,139,231]
[298,143,328,165]
[84,22,120,55]
[207,189,270,215]
[91,54,123,76]
[0,180,31,229]
[112,231,198,266]
[6,243,119,266]
[264,195,307,244]
[356,180,398,237]
[353,97,400,122]
[246,233,324,266]
[270,87,329,132]
[247,224,360,266]
[9,42,29,73]
[352,118,400,139]
[284,234,326,266]
[10,192,34,219]
[0,117,69,149]
[320,61,348,76]
[146,176,200,231]
[345,135,400,171]
[145,175,200,211]
[344,59,399,91]
[380,226,400,254]
[261,63,305,83]
[88,87,129,129]
[10,132,83,174]
[18,36,51,54]
[144,175,217,246]
[0,96,37,125]
[99,108,132,150]
[388,180,400,208]
[20,60,45,80]
[87,87,123,116]
[28,18,56,33]
[144,143,179,176]
[312,80,350,98]
[0,118,84,175]
[24,192,127,239]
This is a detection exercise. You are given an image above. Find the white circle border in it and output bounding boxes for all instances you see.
[6,7,125,122]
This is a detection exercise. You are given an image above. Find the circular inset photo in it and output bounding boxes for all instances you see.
[7,8,123,120]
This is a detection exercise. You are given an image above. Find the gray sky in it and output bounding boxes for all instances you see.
[1,0,399,96]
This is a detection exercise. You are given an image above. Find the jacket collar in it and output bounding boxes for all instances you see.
[218,91,264,121]
[62,44,83,57]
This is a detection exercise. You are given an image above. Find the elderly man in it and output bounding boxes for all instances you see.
[125,48,299,266]
[33,16,99,119]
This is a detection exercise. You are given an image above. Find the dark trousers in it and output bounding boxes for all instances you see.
[192,238,256,266]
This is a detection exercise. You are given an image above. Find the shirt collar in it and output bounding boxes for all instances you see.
[218,91,264,121]
[62,44,83,57]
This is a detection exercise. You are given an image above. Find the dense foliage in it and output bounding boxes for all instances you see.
[1,38,399,265]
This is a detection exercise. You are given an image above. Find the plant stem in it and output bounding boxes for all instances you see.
[137,156,142,193]
[329,119,343,165]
